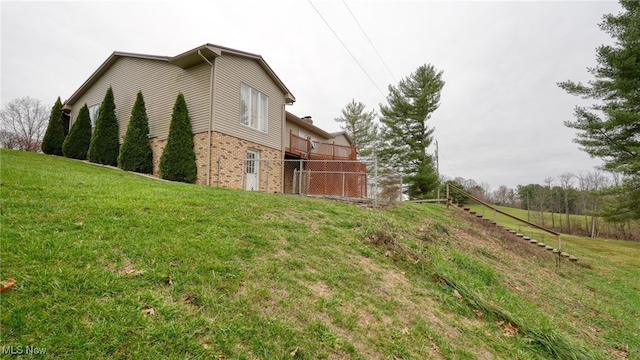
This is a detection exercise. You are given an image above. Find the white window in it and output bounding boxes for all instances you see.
[88,104,100,128]
[240,83,268,132]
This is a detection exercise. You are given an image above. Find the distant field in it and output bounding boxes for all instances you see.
[466,203,639,241]
[2,149,639,359]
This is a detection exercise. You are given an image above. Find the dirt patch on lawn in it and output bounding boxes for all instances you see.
[106,257,145,276]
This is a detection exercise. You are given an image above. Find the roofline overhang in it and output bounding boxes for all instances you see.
[285,111,333,139]
[169,44,220,68]
[63,51,170,110]
[63,43,295,110]
[330,131,355,146]
[205,43,295,103]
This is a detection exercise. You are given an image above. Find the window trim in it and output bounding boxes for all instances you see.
[240,83,268,133]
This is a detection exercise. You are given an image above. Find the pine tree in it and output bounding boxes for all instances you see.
[118,91,153,173]
[87,87,119,166]
[159,93,197,183]
[558,1,640,221]
[334,99,378,159]
[378,64,445,199]
[62,104,92,160]
[41,97,65,155]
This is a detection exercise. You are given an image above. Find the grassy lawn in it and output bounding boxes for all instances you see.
[1,149,638,359]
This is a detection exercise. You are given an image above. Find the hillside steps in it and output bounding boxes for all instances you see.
[454,202,578,262]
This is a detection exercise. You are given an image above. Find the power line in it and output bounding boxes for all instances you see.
[342,0,396,83]
[307,0,386,98]
[437,144,457,179]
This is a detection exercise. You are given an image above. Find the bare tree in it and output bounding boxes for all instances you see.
[493,185,510,205]
[532,185,549,226]
[506,187,518,207]
[577,172,591,233]
[588,171,610,238]
[0,97,49,152]
[543,177,555,227]
[479,182,492,202]
[559,172,574,233]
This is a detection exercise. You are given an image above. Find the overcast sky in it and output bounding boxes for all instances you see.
[1,0,622,189]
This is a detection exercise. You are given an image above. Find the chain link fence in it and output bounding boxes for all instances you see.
[240,158,403,205]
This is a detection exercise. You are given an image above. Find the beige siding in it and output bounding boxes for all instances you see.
[68,57,210,141]
[214,54,285,152]
[331,133,351,147]
[285,121,332,148]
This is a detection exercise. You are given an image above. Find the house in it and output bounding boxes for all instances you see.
[284,112,367,198]
[63,43,294,190]
[63,43,367,196]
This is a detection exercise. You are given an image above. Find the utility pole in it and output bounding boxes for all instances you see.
[435,140,440,202]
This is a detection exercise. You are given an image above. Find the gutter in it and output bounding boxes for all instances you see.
[198,50,215,186]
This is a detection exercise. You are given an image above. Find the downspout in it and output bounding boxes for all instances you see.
[198,50,215,186]
[282,104,286,193]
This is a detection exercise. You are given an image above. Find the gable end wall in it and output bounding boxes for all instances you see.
[214,54,285,151]
[68,57,210,141]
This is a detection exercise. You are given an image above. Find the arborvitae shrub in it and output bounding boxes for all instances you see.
[87,86,119,166]
[41,97,65,155]
[118,91,153,173]
[159,93,197,183]
[62,104,92,160]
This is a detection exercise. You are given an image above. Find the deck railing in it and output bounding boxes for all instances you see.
[287,130,357,160]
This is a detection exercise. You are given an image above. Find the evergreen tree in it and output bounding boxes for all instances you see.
[159,93,197,183]
[378,64,445,199]
[118,91,153,173]
[558,1,640,221]
[41,97,65,155]
[62,104,92,160]
[88,87,119,166]
[334,99,378,159]
[62,113,70,137]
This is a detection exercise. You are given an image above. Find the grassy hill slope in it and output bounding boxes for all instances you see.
[1,149,638,359]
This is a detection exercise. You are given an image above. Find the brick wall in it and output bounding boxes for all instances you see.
[210,132,282,192]
[150,137,166,178]
[150,131,283,191]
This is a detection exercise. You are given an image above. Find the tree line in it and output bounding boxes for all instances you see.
[336,0,638,227]
[442,172,638,240]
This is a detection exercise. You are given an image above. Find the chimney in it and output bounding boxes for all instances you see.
[301,115,313,125]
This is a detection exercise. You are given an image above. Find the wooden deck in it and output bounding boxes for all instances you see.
[286,131,357,160]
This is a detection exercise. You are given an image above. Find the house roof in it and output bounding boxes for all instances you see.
[63,43,295,110]
[330,131,355,146]
[285,112,354,146]
[286,111,333,139]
